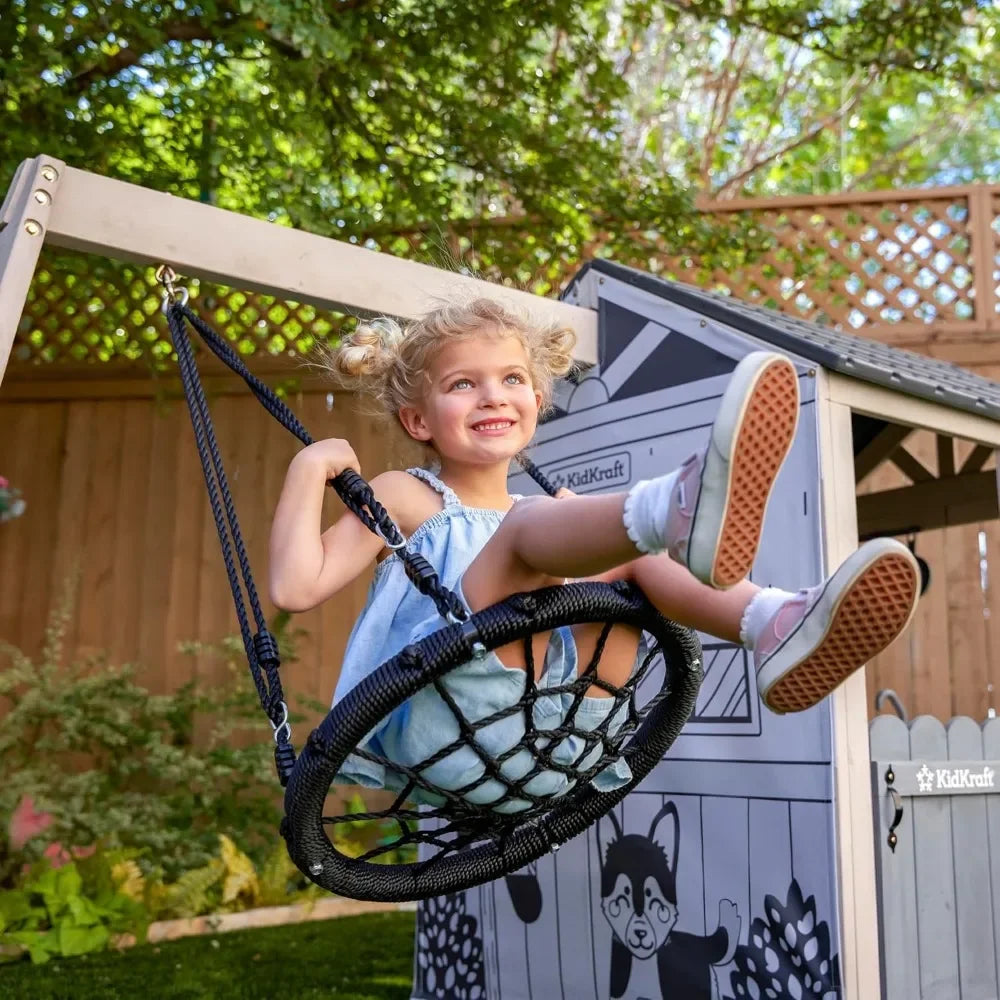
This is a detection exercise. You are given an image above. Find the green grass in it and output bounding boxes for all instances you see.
[0,911,416,1000]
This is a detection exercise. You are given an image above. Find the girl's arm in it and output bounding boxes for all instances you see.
[268,439,385,612]
[269,444,436,612]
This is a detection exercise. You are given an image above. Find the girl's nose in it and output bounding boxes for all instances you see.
[479,382,509,406]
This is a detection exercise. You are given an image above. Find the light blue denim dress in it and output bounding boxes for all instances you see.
[332,467,633,814]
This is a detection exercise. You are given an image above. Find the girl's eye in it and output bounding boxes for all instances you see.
[450,379,472,390]
[505,372,526,384]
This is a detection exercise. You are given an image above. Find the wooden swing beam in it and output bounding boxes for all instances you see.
[0,155,598,388]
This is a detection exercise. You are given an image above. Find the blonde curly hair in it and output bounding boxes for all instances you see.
[328,297,577,431]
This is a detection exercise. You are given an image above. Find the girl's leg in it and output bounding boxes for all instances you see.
[466,349,801,590]
[460,346,922,713]
[464,351,798,683]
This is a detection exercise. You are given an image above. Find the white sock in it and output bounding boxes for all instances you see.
[739,587,796,650]
[623,469,682,555]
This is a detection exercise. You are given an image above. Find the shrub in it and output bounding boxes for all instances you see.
[0,582,318,885]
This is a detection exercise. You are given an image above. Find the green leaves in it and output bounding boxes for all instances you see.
[0,858,142,965]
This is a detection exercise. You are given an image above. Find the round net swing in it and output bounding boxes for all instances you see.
[159,269,703,902]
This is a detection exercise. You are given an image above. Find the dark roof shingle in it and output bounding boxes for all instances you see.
[575,259,1000,422]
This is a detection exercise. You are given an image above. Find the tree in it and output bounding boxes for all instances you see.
[2,1,997,309]
[615,1,1000,197]
[1,0,703,288]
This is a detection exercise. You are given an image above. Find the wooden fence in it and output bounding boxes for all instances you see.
[4,180,1000,721]
[3,374,999,723]
[870,714,1000,998]
[0,377,399,735]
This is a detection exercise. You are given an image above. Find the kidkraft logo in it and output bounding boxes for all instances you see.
[915,763,996,793]
[547,452,631,494]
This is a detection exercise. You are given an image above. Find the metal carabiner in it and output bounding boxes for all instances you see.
[375,522,408,551]
[269,700,292,745]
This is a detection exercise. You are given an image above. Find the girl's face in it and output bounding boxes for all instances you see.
[399,332,542,466]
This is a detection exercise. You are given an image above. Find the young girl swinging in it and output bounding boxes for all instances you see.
[269,298,919,813]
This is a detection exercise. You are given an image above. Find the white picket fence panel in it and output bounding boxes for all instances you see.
[870,715,1000,1000]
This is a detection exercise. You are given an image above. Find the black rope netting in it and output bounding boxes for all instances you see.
[162,285,703,901]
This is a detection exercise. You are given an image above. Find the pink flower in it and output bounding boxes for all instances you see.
[43,842,71,869]
[8,795,54,850]
[0,477,8,488]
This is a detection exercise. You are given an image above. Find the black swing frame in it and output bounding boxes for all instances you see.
[161,272,703,902]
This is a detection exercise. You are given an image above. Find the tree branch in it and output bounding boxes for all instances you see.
[67,22,222,92]
[658,0,997,94]
[711,67,876,197]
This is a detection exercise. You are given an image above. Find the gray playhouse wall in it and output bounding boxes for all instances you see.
[412,269,844,1000]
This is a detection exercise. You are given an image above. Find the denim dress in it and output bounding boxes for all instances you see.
[332,468,633,814]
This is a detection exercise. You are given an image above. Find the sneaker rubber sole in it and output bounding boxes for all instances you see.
[758,540,920,714]
[688,352,800,589]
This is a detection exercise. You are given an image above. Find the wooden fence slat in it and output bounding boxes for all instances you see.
[0,403,41,651]
[869,715,920,1000]
[946,717,999,998]
[983,526,1000,719]
[47,400,96,659]
[909,715,961,998]
[983,719,1000,994]
[945,526,991,720]
[110,398,154,665]
[136,399,181,679]
[74,403,125,658]
[14,402,66,656]
[909,529,952,718]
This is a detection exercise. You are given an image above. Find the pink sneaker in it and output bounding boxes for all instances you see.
[755,539,920,714]
[665,352,800,589]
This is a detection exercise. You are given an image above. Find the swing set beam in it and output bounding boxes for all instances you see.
[0,154,599,388]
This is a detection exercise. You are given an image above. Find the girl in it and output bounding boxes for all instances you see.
[269,298,919,813]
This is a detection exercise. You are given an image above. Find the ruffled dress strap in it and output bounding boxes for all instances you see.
[407,467,462,509]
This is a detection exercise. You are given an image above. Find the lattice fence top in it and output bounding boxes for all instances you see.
[13,251,350,369]
[10,184,1000,369]
[655,186,1000,338]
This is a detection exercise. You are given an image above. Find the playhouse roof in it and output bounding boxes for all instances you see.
[574,259,1000,423]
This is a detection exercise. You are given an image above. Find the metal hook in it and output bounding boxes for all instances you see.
[155,263,190,313]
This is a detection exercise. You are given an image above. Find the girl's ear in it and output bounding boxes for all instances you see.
[534,389,543,411]
[398,405,432,442]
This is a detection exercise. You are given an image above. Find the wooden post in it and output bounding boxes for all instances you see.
[969,184,997,334]
[0,156,64,387]
[815,371,883,999]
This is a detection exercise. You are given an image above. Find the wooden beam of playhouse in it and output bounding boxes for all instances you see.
[857,469,999,536]
[42,163,599,365]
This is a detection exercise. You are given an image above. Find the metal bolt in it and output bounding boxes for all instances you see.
[700,319,706,327]
[33,189,51,205]
[40,165,58,182]
[24,220,41,236]
[309,861,323,876]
